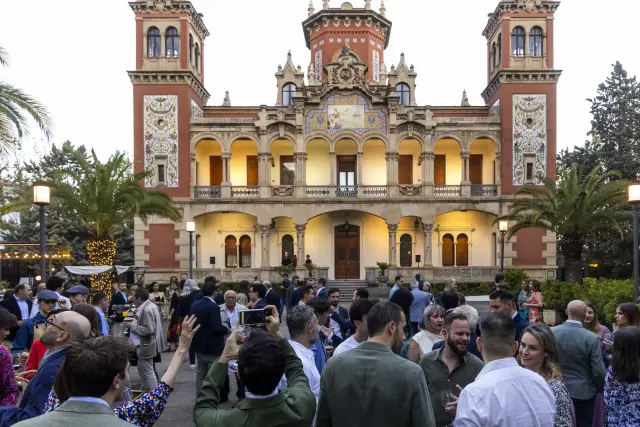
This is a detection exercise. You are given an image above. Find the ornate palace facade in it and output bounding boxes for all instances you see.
[129,0,561,283]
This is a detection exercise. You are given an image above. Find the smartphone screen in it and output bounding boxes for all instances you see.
[239,309,273,325]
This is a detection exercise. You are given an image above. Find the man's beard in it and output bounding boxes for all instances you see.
[330,300,339,307]
[447,335,468,357]
[391,330,405,355]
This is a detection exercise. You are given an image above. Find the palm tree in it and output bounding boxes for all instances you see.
[496,164,629,283]
[0,46,54,156]
[50,146,182,292]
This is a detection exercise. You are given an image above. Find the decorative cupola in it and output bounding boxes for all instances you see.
[275,51,305,106]
[461,90,470,106]
[387,53,417,106]
[222,91,231,107]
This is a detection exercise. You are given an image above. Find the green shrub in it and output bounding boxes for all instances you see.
[504,268,529,292]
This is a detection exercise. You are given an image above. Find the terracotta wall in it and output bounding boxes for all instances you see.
[513,228,545,266]
[145,224,180,268]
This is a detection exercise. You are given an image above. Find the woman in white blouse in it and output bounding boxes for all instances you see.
[408,304,445,363]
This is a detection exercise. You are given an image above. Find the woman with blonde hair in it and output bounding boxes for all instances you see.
[520,323,573,427]
[408,304,445,363]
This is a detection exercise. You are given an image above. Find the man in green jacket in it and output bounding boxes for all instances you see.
[317,301,436,427]
[194,305,316,427]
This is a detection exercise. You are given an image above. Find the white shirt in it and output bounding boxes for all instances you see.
[278,340,321,403]
[454,357,556,427]
[222,303,247,330]
[333,335,361,356]
[14,296,29,320]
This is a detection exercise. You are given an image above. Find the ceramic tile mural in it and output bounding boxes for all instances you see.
[144,95,179,187]
[191,99,203,118]
[373,50,380,82]
[512,94,546,185]
[489,99,500,117]
[315,50,323,83]
[305,94,386,135]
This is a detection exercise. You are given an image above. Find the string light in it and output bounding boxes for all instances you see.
[87,239,116,293]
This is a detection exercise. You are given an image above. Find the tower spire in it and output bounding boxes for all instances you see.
[308,0,315,16]
[222,90,231,107]
[461,89,470,107]
[380,0,386,17]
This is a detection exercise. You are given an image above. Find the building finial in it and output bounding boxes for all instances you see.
[365,0,371,10]
[380,0,386,16]
[222,90,231,107]
[461,89,470,107]
[323,0,329,9]
[308,0,315,16]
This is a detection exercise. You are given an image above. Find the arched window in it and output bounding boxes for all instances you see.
[491,42,497,70]
[239,235,252,267]
[511,26,525,57]
[194,43,200,70]
[282,234,294,261]
[165,27,179,58]
[497,33,502,65]
[189,34,194,63]
[400,234,412,267]
[456,234,469,267]
[396,83,410,106]
[147,27,161,57]
[283,83,297,106]
[529,26,544,57]
[442,234,455,267]
[225,235,237,267]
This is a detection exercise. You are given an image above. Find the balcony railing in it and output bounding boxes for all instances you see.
[434,185,461,198]
[360,186,388,198]
[399,185,421,196]
[231,186,259,199]
[471,184,498,197]
[306,186,334,198]
[194,186,221,199]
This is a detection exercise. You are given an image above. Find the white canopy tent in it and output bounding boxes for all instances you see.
[63,265,149,285]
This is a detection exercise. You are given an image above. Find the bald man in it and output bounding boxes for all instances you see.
[552,300,606,427]
[0,311,91,425]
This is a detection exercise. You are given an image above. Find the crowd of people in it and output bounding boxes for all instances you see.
[0,272,639,426]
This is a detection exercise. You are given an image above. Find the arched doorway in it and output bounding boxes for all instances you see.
[456,234,469,266]
[225,236,237,267]
[282,234,294,261]
[239,235,252,267]
[400,234,412,267]
[335,223,360,279]
[442,234,454,266]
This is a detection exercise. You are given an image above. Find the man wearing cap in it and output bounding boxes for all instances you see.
[12,290,58,352]
[67,285,89,307]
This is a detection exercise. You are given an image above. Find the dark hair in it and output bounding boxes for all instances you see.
[394,275,402,283]
[611,326,640,383]
[618,303,640,327]
[148,281,159,291]
[530,279,541,292]
[169,276,178,284]
[250,283,267,299]
[46,276,65,292]
[349,299,376,323]
[367,301,404,338]
[490,289,515,302]
[390,288,413,323]
[355,288,369,299]
[286,305,316,338]
[444,312,470,330]
[318,278,326,287]
[14,283,29,294]
[72,303,101,338]
[495,273,505,283]
[457,292,466,306]
[299,285,313,300]
[307,296,330,316]
[441,290,460,311]
[134,287,150,302]
[202,282,218,297]
[55,336,133,402]
[415,274,421,280]
[204,276,217,285]
[92,292,108,306]
[0,308,17,330]
[583,301,600,332]
[479,312,516,356]
[328,287,340,297]
[238,329,285,395]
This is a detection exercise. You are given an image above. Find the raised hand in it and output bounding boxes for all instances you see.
[178,314,201,350]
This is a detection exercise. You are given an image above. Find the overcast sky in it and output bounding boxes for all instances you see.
[1,0,638,162]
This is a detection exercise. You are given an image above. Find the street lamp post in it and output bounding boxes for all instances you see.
[629,185,640,303]
[33,185,50,283]
[499,220,509,272]
[186,222,196,279]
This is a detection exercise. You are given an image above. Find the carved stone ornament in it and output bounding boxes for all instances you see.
[258,224,272,235]
[399,185,421,197]
[387,224,398,233]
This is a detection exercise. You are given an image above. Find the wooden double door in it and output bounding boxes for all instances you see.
[209,155,258,185]
[334,224,360,279]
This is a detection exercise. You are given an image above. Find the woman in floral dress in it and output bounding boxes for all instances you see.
[604,326,640,426]
[584,301,610,427]
[517,280,531,321]
[524,280,544,324]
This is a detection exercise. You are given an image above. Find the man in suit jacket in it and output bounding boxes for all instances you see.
[0,284,32,343]
[108,282,129,330]
[0,311,91,427]
[190,282,230,395]
[489,289,529,344]
[124,288,159,391]
[248,283,268,310]
[264,281,281,315]
[553,300,606,427]
[193,305,316,427]
[317,301,435,427]
[14,336,133,427]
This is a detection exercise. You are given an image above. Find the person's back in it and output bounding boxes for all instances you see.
[317,301,434,427]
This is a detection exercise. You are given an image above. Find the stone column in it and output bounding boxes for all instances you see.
[422,152,434,196]
[357,151,363,188]
[495,152,502,195]
[258,152,270,198]
[422,223,433,266]
[190,152,196,198]
[259,224,271,268]
[221,153,232,198]
[236,244,241,268]
[330,152,336,186]
[387,223,398,266]
[294,152,307,197]
[386,152,399,197]
[295,224,306,262]
[461,151,471,197]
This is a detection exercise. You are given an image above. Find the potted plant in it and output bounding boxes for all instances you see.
[376,262,390,284]
[304,262,317,278]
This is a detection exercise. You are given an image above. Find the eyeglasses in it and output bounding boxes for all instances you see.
[45,318,68,333]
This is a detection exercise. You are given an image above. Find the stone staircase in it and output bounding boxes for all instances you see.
[328,280,369,303]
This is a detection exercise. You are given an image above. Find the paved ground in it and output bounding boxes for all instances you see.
[144,298,492,427]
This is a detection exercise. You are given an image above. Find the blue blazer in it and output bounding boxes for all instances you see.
[514,312,530,342]
[0,347,69,427]
[190,297,229,357]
